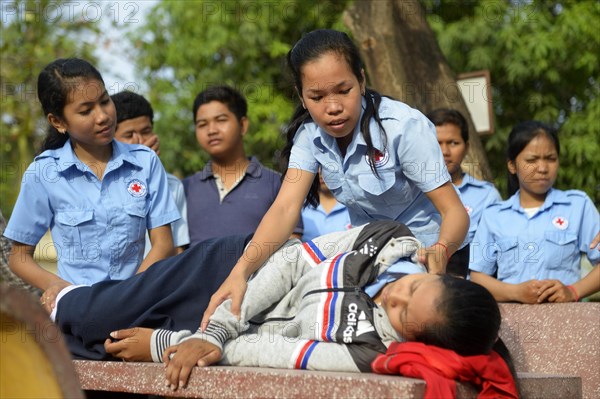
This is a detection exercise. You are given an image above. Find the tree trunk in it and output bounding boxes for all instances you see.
[343,0,492,181]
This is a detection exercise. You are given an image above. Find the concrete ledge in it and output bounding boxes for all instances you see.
[73,360,581,399]
[499,302,599,399]
[74,303,597,398]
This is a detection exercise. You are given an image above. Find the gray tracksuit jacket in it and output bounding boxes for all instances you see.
[151,221,424,372]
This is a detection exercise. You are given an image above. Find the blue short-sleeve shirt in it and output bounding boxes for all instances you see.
[301,203,351,242]
[144,173,190,256]
[456,173,502,244]
[469,188,599,284]
[4,139,180,285]
[289,97,451,246]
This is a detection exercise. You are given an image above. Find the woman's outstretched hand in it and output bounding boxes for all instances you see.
[200,269,247,330]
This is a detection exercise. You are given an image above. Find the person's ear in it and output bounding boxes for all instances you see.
[240,116,249,136]
[507,159,517,175]
[48,113,67,134]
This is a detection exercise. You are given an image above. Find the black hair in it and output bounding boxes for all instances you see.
[419,275,500,356]
[111,91,154,125]
[281,29,387,208]
[426,108,469,143]
[415,275,520,394]
[192,85,247,124]
[506,121,559,196]
[37,58,104,153]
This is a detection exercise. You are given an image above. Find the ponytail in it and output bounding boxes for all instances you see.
[361,89,387,177]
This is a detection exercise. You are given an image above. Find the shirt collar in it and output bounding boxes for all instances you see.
[35,139,141,175]
[108,140,143,171]
[501,188,569,212]
[36,139,80,171]
[457,173,487,189]
[352,96,386,151]
[198,156,262,181]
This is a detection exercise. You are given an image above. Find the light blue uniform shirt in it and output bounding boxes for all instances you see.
[4,139,180,285]
[290,97,451,247]
[456,173,501,244]
[301,202,351,242]
[469,189,599,284]
[364,259,427,297]
[144,173,190,256]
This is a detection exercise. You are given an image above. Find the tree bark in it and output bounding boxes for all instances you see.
[343,0,492,181]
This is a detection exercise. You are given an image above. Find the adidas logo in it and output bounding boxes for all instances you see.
[356,311,375,336]
[343,303,375,343]
[359,238,378,256]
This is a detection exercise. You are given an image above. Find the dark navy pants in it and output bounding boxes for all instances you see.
[56,234,251,360]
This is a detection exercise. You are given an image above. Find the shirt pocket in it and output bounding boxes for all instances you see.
[123,201,147,243]
[543,231,578,270]
[357,168,411,218]
[357,167,396,196]
[55,210,94,258]
[495,238,519,280]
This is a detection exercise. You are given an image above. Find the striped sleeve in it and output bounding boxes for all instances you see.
[182,322,231,351]
[150,329,193,362]
[221,336,360,372]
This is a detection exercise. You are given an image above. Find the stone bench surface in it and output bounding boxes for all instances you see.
[72,302,599,399]
[73,360,581,399]
[6,283,595,398]
[499,302,599,399]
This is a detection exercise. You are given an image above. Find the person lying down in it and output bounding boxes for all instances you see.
[53,221,518,396]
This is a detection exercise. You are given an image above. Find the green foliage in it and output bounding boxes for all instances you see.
[1,0,99,216]
[135,0,598,203]
[129,0,349,177]
[3,0,597,220]
[424,0,600,202]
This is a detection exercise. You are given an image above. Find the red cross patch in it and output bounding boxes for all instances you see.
[127,179,147,197]
[365,149,389,168]
[552,216,568,230]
